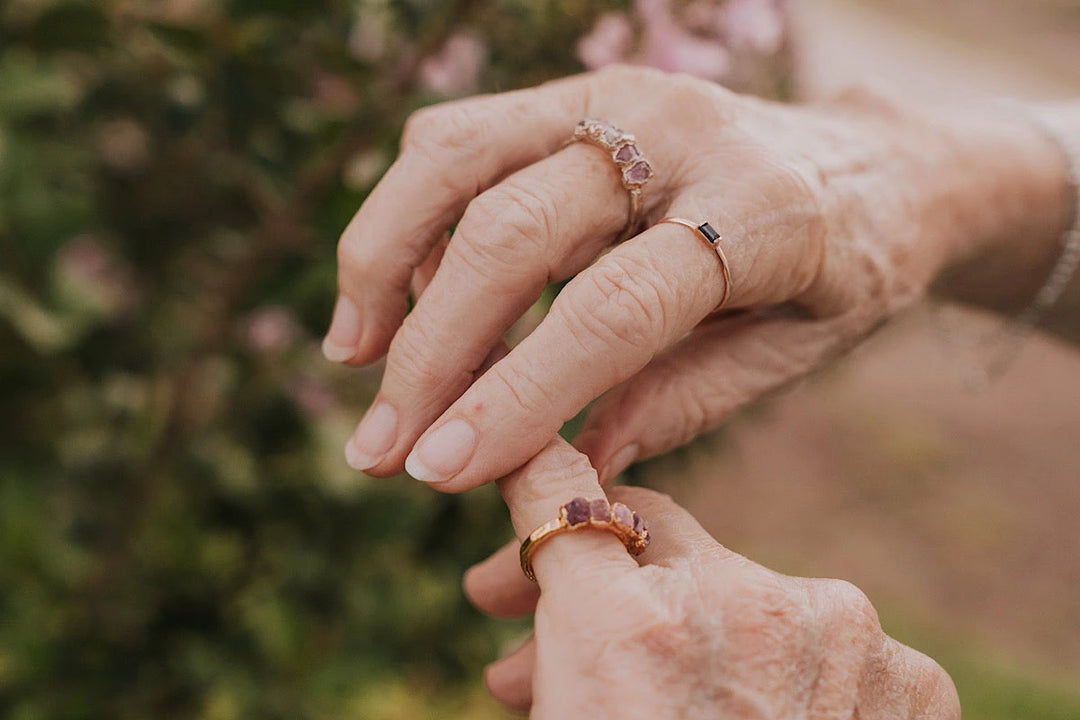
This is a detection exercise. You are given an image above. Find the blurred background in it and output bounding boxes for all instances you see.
[1,0,1078,718]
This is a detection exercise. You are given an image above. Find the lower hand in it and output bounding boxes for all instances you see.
[467,440,961,718]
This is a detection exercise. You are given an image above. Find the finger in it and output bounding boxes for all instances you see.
[575,308,850,481]
[323,76,589,366]
[354,143,647,475]
[464,538,540,618]
[605,485,740,567]
[498,437,638,590]
[484,636,536,713]
[404,220,730,489]
[409,233,448,300]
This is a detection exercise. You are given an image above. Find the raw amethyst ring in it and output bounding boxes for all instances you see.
[519,496,650,582]
[571,118,654,242]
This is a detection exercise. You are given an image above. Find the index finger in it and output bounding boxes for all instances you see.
[323,75,589,365]
[499,438,638,589]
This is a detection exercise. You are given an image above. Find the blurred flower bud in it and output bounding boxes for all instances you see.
[418,33,487,97]
[636,0,730,81]
[313,72,360,118]
[95,118,149,173]
[244,306,301,355]
[719,0,784,55]
[349,19,387,62]
[53,236,139,323]
[576,13,635,70]
[343,148,390,192]
[288,373,336,419]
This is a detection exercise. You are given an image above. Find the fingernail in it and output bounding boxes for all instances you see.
[600,444,639,484]
[322,296,361,363]
[405,418,476,484]
[346,402,398,470]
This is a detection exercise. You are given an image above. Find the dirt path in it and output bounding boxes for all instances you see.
[646,0,1080,683]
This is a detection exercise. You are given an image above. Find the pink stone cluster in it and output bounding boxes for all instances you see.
[574,118,654,189]
[561,496,650,555]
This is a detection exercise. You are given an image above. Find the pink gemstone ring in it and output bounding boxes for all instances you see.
[571,118,655,242]
[519,496,650,582]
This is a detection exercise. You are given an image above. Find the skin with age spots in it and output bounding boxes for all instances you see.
[326,65,1074,494]
[475,439,961,719]
[325,65,1080,716]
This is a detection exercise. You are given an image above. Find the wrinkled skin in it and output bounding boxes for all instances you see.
[326,65,1068,490]
[325,66,1072,717]
[471,440,961,719]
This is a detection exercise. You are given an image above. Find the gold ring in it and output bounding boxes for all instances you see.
[571,118,654,243]
[657,217,733,311]
[519,496,650,582]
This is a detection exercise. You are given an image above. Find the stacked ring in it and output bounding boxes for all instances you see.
[520,496,650,582]
[657,217,734,311]
[571,118,655,242]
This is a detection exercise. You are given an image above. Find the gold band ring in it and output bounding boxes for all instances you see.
[658,217,733,311]
[571,118,654,243]
[520,496,650,582]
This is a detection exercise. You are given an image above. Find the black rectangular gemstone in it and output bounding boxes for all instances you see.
[697,222,721,245]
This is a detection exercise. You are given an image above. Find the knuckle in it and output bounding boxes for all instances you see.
[454,184,554,277]
[385,316,468,395]
[567,256,667,352]
[820,578,881,638]
[905,649,961,720]
[485,359,559,418]
[402,102,486,159]
[519,446,599,506]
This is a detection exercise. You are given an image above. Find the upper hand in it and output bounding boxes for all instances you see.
[326,65,956,488]
[466,439,961,718]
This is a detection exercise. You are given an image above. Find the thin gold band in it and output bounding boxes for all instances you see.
[520,497,649,582]
[658,217,733,311]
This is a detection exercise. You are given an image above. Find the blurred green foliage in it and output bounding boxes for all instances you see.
[2,0,1077,718]
[0,0,624,717]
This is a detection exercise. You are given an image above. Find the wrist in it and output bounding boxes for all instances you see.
[927,102,1077,312]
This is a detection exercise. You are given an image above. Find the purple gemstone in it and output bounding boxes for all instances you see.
[564,497,591,526]
[632,512,646,535]
[624,160,653,184]
[589,498,611,523]
[614,144,640,163]
[612,503,634,528]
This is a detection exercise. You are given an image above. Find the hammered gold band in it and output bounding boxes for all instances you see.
[658,217,733,311]
[571,118,655,243]
[520,496,650,582]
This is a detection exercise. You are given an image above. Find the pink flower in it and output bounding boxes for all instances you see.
[576,12,635,70]
[349,20,387,62]
[244,306,301,355]
[287,374,336,418]
[54,236,139,321]
[718,0,785,55]
[95,118,149,172]
[418,33,487,96]
[635,0,730,81]
[313,72,360,118]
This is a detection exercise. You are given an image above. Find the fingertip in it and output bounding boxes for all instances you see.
[462,541,540,618]
[322,295,362,363]
[484,641,535,713]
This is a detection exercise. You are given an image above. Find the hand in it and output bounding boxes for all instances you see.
[326,64,1061,488]
[467,439,961,718]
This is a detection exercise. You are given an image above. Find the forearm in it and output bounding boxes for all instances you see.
[930,101,1080,341]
